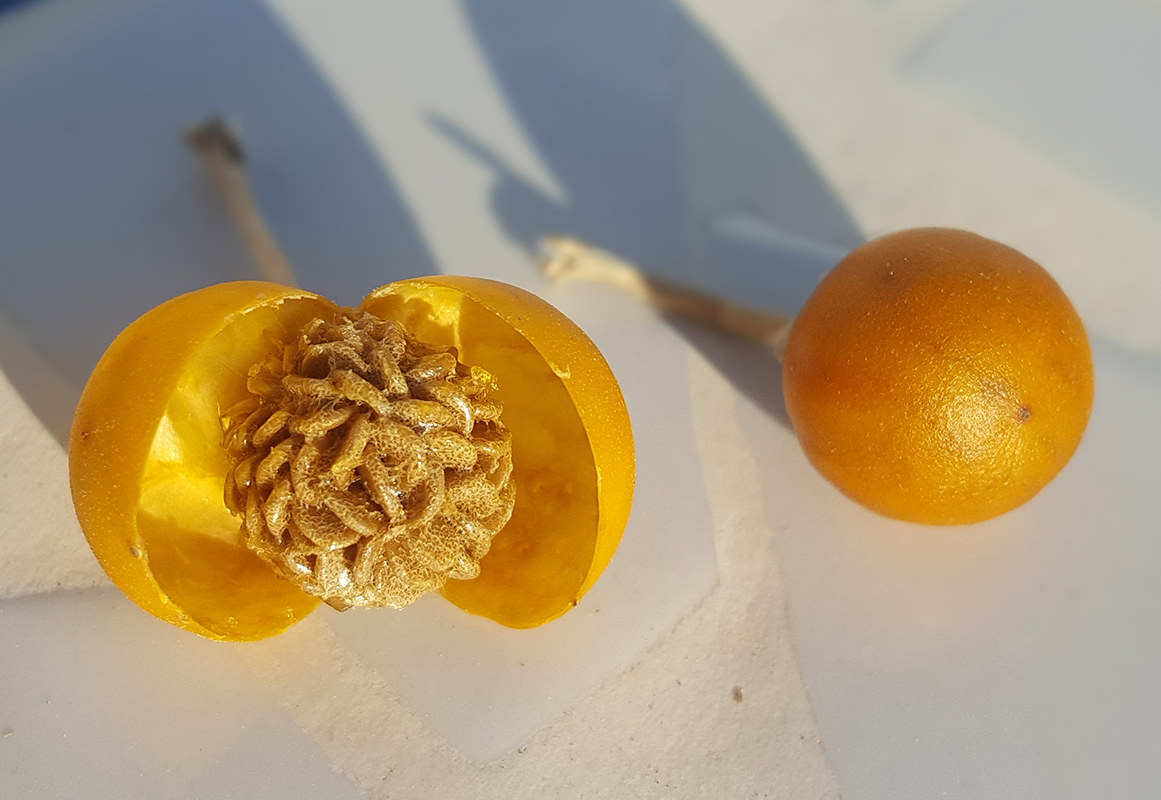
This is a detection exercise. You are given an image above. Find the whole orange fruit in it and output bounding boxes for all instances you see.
[781,228,1093,525]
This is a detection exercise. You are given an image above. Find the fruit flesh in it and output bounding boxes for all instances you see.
[70,277,634,639]
[361,277,634,627]
[70,282,330,640]
[781,228,1093,525]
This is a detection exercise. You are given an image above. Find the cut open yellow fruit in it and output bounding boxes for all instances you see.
[69,278,634,640]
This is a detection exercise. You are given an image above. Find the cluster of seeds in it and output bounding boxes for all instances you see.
[221,311,515,610]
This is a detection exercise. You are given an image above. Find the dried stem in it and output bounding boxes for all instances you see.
[540,236,793,358]
[186,118,298,288]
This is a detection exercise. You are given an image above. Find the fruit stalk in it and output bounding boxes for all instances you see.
[186,117,299,288]
[539,235,793,357]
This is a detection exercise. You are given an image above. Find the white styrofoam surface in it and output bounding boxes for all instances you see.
[740,339,1161,798]
[2,0,1160,797]
[0,0,723,768]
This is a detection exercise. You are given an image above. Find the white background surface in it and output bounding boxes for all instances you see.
[2,0,1160,797]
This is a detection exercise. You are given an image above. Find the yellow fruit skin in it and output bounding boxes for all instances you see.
[361,277,635,628]
[781,228,1093,525]
[70,282,329,640]
[71,277,634,638]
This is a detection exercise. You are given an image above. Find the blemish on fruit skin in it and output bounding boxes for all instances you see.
[1016,405,1032,424]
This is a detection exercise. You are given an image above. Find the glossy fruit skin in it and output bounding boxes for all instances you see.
[781,228,1093,525]
[70,282,329,640]
[70,278,633,639]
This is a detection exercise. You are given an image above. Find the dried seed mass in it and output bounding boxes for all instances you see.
[222,310,515,610]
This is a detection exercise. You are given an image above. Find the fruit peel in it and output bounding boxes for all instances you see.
[782,228,1093,525]
[70,278,633,639]
[361,277,634,627]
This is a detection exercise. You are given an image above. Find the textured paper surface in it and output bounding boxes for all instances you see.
[1,1,836,795]
[0,318,106,599]
[231,349,839,798]
[5,0,1161,796]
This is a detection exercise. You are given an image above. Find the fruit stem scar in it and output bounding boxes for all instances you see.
[539,236,794,358]
[186,117,299,288]
[1016,405,1032,424]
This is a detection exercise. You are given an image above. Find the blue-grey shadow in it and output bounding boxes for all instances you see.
[0,0,35,17]
[0,0,434,445]
[444,0,865,424]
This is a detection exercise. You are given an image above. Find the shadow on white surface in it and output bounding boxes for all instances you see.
[0,0,867,775]
[443,0,862,423]
[0,0,435,444]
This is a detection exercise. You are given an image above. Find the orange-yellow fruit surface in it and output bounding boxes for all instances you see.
[69,278,633,640]
[361,278,634,627]
[781,228,1093,525]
